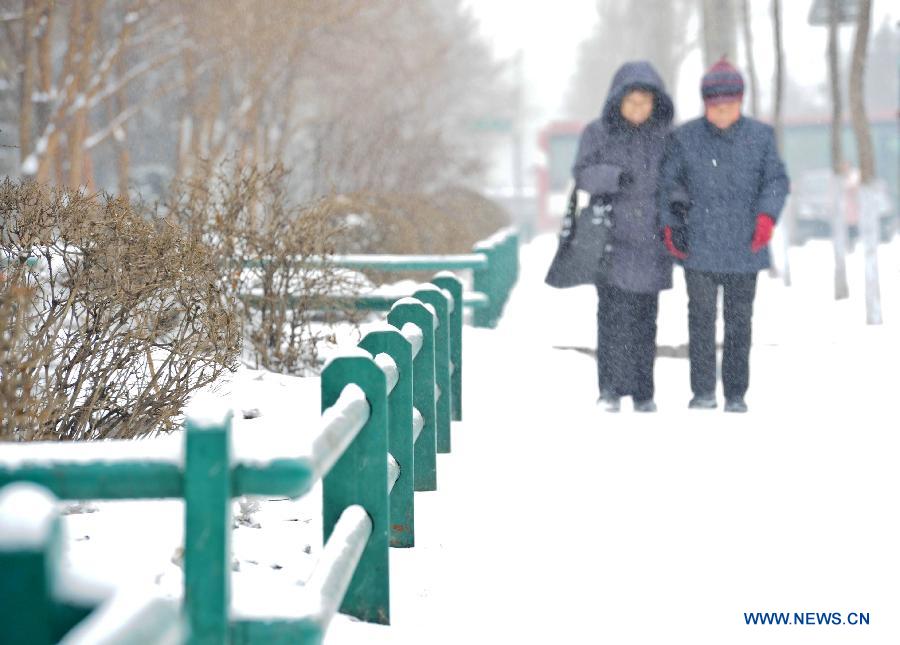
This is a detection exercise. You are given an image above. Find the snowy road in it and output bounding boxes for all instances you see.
[326,234,900,644]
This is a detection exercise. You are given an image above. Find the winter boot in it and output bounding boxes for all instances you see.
[633,399,657,413]
[688,393,717,409]
[598,390,621,413]
[724,397,748,413]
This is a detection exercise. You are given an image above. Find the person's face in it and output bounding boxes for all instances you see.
[620,90,654,126]
[705,100,742,130]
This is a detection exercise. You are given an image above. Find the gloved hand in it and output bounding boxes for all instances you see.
[663,225,688,261]
[751,213,775,253]
[618,170,634,189]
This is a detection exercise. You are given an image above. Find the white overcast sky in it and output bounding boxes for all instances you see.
[463,0,898,124]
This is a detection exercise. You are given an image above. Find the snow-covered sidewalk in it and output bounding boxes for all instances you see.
[325,234,900,644]
[57,233,899,644]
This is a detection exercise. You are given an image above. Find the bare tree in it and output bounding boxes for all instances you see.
[7,0,187,188]
[1,0,505,202]
[771,0,790,286]
[567,0,695,122]
[739,0,760,117]
[16,0,37,161]
[296,0,509,197]
[827,0,849,300]
[848,0,881,325]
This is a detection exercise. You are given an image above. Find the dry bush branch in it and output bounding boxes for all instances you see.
[164,162,360,375]
[0,280,54,440]
[0,178,239,441]
[330,187,510,283]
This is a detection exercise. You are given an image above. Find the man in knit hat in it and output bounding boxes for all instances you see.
[658,57,790,413]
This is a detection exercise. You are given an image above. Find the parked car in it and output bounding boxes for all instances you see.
[791,168,896,245]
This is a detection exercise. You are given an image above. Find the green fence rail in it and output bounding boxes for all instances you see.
[0,482,184,644]
[0,273,468,644]
[242,226,519,328]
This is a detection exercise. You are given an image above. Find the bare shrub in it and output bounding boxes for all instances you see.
[164,163,361,375]
[0,282,52,438]
[430,186,513,246]
[0,179,239,441]
[330,187,510,283]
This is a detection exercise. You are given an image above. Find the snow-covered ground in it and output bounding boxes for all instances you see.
[56,232,899,643]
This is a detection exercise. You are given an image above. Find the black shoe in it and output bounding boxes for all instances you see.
[597,390,621,413]
[724,397,748,413]
[688,393,717,409]
[633,399,657,413]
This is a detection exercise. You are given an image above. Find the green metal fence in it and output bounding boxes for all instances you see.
[339,227,520,329]
[0,273,471,644]
[470,227,519,328]
[242,226,519,328]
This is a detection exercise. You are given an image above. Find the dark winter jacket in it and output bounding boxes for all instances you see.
[572,61,675,294]
[658,116,790,273]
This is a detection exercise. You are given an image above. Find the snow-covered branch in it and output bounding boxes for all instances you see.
[85,45,185,112]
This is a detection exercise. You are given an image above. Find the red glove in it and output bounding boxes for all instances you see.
[663,226,687,261]
[751,213,775,253]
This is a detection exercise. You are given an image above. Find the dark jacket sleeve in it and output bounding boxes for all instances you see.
[658,133,688,228]
[755,129,790,221]
[572,122,622,195]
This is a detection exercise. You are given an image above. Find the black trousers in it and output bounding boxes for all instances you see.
[684,270,758,399]
[596,283,659,401]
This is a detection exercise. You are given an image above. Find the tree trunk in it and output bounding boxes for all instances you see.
[849,0,881,325]
[18,0,36,167]
[849,0,876,184]
[771,0,784,150]
[113,40,130,198]
[740,0,760,117]
[38,1,81,184]
[702,0,737,68]
[35,1,53,143]
[175,49,196,179]
[67,0,103,189]
[771,0,789,285]
[827,0,849,300]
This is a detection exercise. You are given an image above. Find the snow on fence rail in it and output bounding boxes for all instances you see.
[0,271,491,644]
[242,226,519,329]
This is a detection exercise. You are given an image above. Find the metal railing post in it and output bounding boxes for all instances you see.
[0,484,61,645]
[388,300,437,491]
[472,240,496,328]
[430,273,463,421]
[358,329,416,548]
[412,286,452,454]
[183,408,233,645]
[321,356,390,624]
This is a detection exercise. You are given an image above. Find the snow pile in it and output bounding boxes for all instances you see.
[0,483,57,550]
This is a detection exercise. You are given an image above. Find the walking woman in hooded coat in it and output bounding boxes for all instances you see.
[572,61,676,412]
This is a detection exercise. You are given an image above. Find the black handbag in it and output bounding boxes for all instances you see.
[544,187,612,288]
